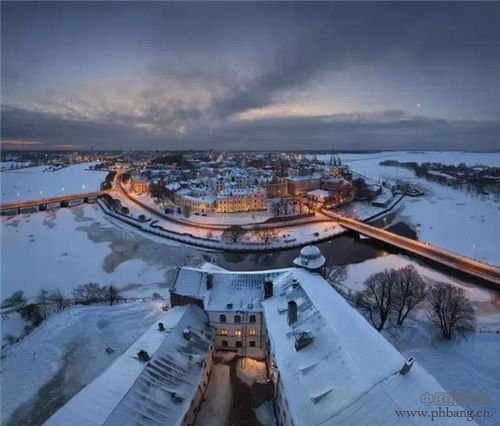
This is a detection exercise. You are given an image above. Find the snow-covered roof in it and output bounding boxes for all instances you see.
[172,267,282,312]
[46,305,214,426]
[262,268,475,426]
[307,189,331,197]
[293,244,326,270]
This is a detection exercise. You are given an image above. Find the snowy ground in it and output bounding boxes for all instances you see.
[195,356,275,426]
[314,151,500,265]
[194,363,232,426]
[0,301,165,425]
[1,204,206,302]
[236,357,268,386]
[1,162,108,203]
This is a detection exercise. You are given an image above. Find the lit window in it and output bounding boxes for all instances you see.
[220,328,228,336]
[248,328,256,336]
[234,329,242,337]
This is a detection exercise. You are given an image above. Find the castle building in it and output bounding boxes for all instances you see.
[48,246,474,426]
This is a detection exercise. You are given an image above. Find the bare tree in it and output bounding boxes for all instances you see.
[48,289,65,310]
[426,282,476,340]
[183,205,192,218]
[37,289,49,320]
[73,283,106,304]
[303,198,314,213]
[256,228,278,245]
[281,200,291,216]
[222,225,246,243]
[293,197,303,214]
[360,269,397,331]
[105,285,121,306]
[392,265,427,325]
[271,201,281,217]
[1,291,26,309]
[322,261,347,285]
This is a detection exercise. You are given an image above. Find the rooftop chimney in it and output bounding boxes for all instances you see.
[295,332,314,351]
[288,300,298,325]
[264,280,273,299]
[206,273,213,290]
[183,327,191,341]
[399,356,415,375]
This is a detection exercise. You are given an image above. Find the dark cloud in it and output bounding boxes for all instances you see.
[3,105,499,152]
[1,2,500,150]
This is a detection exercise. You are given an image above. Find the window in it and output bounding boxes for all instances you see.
[236,341,242,348]
[222,340,228,347]
[249,341,256,347]
[234,315,241,323]
[234,329,242,337]
[249,315,256,323]
[219,328,228,336]
[219,314,226,323]
[248,328,256,336]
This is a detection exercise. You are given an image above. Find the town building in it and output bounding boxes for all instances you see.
[286,176,321,196]
[128,172,150,194]
[261,176,288,198]
[170,268,282,358]
[215,187,266,213]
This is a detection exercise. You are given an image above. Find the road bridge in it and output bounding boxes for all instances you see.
[322,209,500,288]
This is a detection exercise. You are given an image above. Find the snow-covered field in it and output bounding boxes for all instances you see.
[1,162,108,203]
[314,151,500,265]
[0,301,165,425]
[0,204,205,302]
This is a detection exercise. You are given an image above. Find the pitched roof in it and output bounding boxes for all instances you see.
[262,268,475,426]
[172,267,282,311]
[46,305,214,426]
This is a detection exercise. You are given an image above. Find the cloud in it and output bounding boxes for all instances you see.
[0,139,42,147]
[3,104,498,151]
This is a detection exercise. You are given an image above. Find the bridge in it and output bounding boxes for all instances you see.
[0,191,108,215]
[322,209,500,287]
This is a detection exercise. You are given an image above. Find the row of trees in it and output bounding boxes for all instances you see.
[270,197,314,217]
[2,284,124,346]
[359,266,475,339]
[2,284,122,318]
[324,264,476,340]
[221,225,279,245]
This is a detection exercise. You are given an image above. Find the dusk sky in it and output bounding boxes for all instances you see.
[2,1,500,151]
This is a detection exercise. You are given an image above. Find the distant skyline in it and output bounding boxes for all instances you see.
[2,1,500,151]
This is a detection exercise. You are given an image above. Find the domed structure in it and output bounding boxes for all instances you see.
[293,244,326,272]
